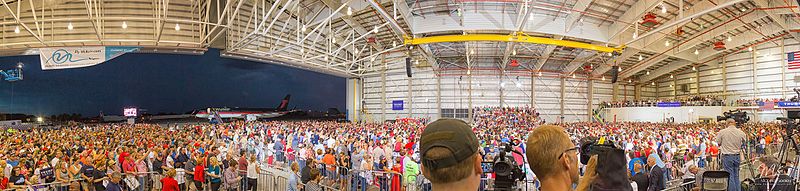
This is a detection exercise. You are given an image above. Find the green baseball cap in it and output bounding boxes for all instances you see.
[420,118,479,170]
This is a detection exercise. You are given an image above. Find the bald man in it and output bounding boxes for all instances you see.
[526,125,597,191]
[716,119,745,191]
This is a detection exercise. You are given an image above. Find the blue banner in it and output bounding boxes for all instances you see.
[657,102,681,107]
[392,100,404,110]
[778,101,800,107]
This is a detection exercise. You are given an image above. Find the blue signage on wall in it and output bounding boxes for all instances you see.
[778,101,800,107]
[657,102,681,107]
[392,100,404,110]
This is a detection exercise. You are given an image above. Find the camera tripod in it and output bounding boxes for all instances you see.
[769,119,800,191]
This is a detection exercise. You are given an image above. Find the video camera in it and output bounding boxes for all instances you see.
[717,110,750,125]
[491,143,524,191]
[579,136,634,191]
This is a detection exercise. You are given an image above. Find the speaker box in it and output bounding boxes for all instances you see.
[610,66,619,83]
[406,57,412,77]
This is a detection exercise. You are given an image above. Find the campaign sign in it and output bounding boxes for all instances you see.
[656,102,681,107]
[392,100,404,110]
[778,101,800,108]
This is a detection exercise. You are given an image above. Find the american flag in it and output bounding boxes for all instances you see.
[789,51,800,69]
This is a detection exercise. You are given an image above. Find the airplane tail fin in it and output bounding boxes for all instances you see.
[277,94,291,111]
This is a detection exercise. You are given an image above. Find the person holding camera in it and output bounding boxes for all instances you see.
[716,118,746,191]
[525,125,598,191]
[419,119,483,191]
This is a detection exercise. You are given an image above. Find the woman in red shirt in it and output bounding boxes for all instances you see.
[161,169,180,191]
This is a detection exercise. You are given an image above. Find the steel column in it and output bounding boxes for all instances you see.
[408,75,412,118]
[560,76,565,122]
[695,69,700,95]
[437,74,441,120]
[723,57,728,98]
[753,47,758,97]
[587,79,594,121]
[612,83,619,101]
[531,74,536,106]
[381,61,386,122]
[782,39,787,98]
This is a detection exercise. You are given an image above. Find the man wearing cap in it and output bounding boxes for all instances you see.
[419,119,483,191]
[716,118,746,191]
[525,125,597,191]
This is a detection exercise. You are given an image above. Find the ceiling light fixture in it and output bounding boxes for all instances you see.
[633,32,638,39]
[661,3,667,14]
[628,79,632,83]
[692,66,696,71]
[347,7,353,16]
[638,55,643,61]
[665,40,670,47]
[67,22,73,30]
[512,49,517,56]
[694,49,699,55]
[727,35,732,42]
[602,76,606,81]
[651,82,655,85]
[122,21,127,29]
[572,74,576,78]
[646,70,650,75]
[748,46,753,51]
[618,67,622,72]
[538,72,542,76]
[670,74,674,78]
[301,24,307,32]
[175,23,180,31]
[13,26,19,33]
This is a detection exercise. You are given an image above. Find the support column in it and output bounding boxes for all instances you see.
[408,76,413,118]
[753,48,758,97]
[722,57,728,99]
[673,76,678,99]
[612,83,619,101]
[436,74,441,120]
[634,84,642,100]
[381,63,387,122]
[346,78,362,122]
[695,69,700,95]
[468,72,473,121]
[499,75,505,107]
[560,76,566,122]
[531,74,536,107]
[588,79,594,121]
[655,82,659,100]
[782,39,787,98]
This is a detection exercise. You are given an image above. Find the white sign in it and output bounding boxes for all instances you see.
[39,46,140,70]
[124,108,138,117]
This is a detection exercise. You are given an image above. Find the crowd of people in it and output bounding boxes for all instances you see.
[0,106,789,191]
[602,96,726,108]
[734,98,787,107]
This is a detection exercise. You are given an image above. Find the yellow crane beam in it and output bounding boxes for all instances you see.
[404,33,624,53]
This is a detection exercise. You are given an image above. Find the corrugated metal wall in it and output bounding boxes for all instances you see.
[654,38,798,121]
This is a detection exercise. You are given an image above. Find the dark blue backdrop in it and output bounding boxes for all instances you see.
[0,49,345,116]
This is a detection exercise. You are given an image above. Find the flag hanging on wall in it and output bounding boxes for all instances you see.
[789,51,800,70]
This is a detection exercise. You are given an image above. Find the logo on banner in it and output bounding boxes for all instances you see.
[40,46,140,70]
[392,100,404,110]
[778,101,800,108]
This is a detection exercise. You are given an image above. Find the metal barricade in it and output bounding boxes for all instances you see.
[2,178,83,191]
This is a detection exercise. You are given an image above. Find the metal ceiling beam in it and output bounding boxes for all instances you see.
[696,22,784,60]
[500,0,535,71]
[626,0,747,46]
[406,34,622,52]
[620,54,668,79]
[676,11,770,53]
[367,0,408,39]
[563,51,597,74]
[534,39,560,71]
[565,0,593,33]
[320,0,383,51]
[641,31,789,83]
[619,0,745,79]
[752,0,800,43]
[1,0,43,45]
[592,48,638,76]
[606,0,663,43]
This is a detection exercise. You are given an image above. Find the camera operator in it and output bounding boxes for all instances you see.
[716,118,746,191]
[525,125,597,191]
[419,119,483,191]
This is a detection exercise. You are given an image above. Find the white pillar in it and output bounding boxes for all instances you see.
[346,78,362,122]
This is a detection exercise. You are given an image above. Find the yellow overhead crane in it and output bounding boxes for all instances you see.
[404,33,625,53]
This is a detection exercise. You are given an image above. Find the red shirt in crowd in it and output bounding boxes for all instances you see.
[194,164,206,182]
[161,177,179,191]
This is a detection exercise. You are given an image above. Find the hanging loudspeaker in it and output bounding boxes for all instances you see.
[406,57,412,77]
[611,66,619,83]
